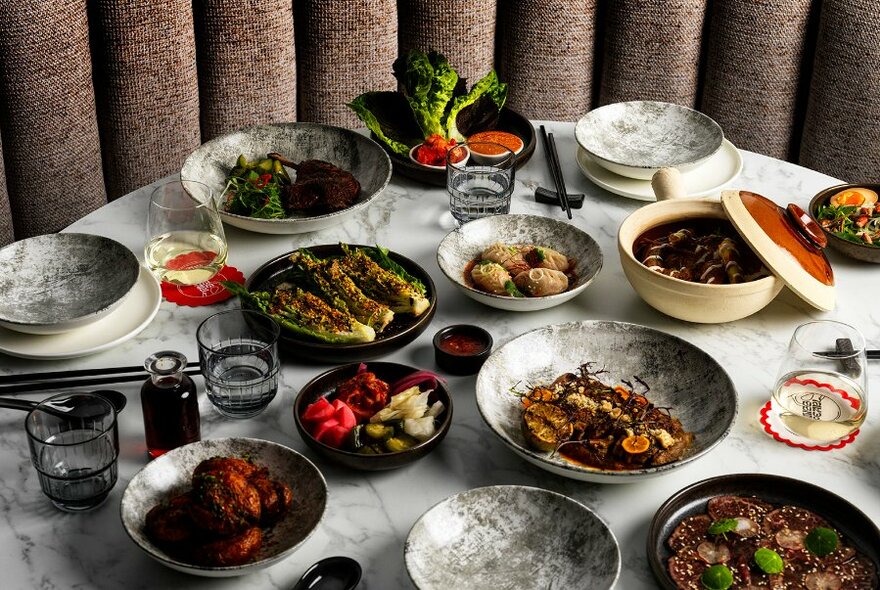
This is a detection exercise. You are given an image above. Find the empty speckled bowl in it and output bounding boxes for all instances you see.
[405,485,620,590]
[475,321,737,483]
[181,122,391,234]
[575,101,724,179]
[436,214,603,311]
[0,233,139,334]
[120,438,327,577]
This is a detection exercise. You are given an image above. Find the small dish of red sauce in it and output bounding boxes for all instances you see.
[433,324,493,375]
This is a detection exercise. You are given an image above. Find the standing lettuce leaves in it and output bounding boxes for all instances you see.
[348,91,422,156]
[392,50,460,138]
[446,70,509,142]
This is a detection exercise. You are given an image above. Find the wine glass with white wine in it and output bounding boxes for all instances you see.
[772,320,868,443]
[145,179,227,285]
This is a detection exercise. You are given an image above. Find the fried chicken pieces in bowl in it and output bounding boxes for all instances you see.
[121,438,326,577]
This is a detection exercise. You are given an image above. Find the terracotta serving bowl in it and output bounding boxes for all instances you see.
[618,197,784,323]
[809,182,880,263]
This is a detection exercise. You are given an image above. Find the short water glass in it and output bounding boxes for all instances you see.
[446,141,515,224]
[771,320,868,443]
[25,392,119,512]
[197,309,281,419]
[145,179,227,286]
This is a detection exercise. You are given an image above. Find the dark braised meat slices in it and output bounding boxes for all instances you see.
[269,152,361,213]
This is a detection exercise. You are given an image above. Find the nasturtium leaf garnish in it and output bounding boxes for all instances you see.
[700,564,734,590]
[805,527,839,557]
[707,518,738,536]
[754,547,784,574]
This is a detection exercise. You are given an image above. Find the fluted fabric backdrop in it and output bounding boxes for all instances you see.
[0,0,877,245]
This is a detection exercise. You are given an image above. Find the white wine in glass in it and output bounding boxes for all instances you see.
[145,180,227,286]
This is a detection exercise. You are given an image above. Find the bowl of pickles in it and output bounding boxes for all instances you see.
[293,362,453,471]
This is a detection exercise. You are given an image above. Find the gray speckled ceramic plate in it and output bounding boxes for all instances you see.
[0,233,139,334]
[120,438,327,578]
[475,321,737,483]
[436,214,603,311]
[575,101,723,178]
[181,122,392,235]
[405,485,620,590]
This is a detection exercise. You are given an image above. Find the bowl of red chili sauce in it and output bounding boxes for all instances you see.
[433,324,493,375]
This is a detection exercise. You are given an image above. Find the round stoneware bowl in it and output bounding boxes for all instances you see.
[120,438,327,577]
[618,198,784,323]
[437,214,603,311]
[405,485,620,590]
[0,233,140,334]
[575,101,724,180]
[181,122,391,235]
[809,182,880,263]
[475,321,737,484]
[408,144,470,170]
[294,362,452,471]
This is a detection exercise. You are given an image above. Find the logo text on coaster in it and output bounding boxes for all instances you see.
[161,265,245,307]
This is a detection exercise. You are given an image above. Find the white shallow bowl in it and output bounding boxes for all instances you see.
[408,143,470,170]
[475,321,737,483]
[466,136,523,165]
[181,122,391,235]
[0,233,139,334]
[436,214,602,311]
[120,438,327,578]
[575,101,724,180]
[405,485,620,590]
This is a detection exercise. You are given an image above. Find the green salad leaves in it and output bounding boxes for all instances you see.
[348,50,508,154]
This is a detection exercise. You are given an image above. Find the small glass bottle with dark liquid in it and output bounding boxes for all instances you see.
[141,351,200,458]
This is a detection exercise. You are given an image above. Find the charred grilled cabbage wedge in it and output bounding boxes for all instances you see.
[337,246,431,316]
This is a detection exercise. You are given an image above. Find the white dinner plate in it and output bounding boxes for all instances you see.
[576,138,743,201]
[0,265,161,359]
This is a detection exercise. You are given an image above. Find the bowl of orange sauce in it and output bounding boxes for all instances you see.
[467,131,524,164]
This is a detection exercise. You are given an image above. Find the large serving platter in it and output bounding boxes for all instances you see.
[243,244,436,363]
[475,320,737,483]
[181,122,392,235]
[647,473,880,589]
[377,108,536,186]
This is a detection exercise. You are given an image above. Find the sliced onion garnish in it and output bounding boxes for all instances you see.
[776,528,806,550]
[357,363,368,374]
[697,541,731,564]
[804,572,842,590]
[389,370,447,396]
[733,517,760,537]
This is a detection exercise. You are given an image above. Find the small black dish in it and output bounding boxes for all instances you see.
[243,244,437,363]
[809,182,880,263]
[433,324,493,376]
[647,473,880,589]
[294,362,452,471]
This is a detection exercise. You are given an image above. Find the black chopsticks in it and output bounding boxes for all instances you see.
[815,350,880,360]
[0,363,201,395]
[539,125,573,220]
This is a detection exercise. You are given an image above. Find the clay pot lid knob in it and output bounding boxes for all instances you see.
[786,203,828,249]
[651,168,686,201]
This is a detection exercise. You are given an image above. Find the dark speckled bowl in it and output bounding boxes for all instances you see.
[294,362,452,471]
[476,320,737,483]
[648,474,880,589]
[809,183,880,263]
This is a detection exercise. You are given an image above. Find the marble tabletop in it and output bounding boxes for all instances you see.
[1,121,877,590]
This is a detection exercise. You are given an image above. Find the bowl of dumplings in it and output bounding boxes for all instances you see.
[437,214,603,311]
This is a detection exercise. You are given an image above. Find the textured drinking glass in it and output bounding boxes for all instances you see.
[25,392,119,511]
[145,179,228,286]
[771,320,868,443]
[197,309,281,419]
[446,141,515,224]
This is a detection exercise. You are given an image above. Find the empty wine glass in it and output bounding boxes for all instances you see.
[145,179,227,285]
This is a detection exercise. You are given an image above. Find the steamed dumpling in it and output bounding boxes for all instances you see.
[471,261,513,295]
[513,268,569,296]
[523,246,571,272]
[481,242,530,276]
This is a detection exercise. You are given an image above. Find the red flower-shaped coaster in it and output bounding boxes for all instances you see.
[758,397,860,452]
[161,265,245,307]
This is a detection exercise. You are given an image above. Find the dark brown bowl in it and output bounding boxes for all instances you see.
[647,473,880,589]
[293,362,453,471]
[375,107,536,187]
[244,244,436,363]
[432,324,493,375]
[809,183,880,263]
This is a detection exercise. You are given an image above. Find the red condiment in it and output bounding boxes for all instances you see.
[467,131,523,155]
[439,332,487,356]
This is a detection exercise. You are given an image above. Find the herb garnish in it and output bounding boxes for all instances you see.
[805,527,839,556]
[754,547,784,574]
[700,564,733,590]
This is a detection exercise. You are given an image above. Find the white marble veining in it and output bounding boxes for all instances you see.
[0,122,877,590]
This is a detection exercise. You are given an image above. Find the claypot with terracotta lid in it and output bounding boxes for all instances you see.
[617,169,834,323]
